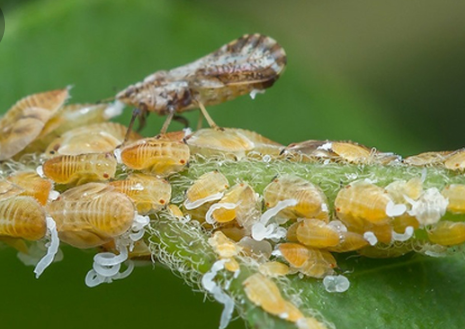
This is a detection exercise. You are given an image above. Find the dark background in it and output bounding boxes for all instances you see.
[0,1,464,328]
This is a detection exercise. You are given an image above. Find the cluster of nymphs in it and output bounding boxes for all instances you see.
[1,89,465,329]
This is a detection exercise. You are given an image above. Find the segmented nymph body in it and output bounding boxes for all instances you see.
[335,180,393,244]
[46,183,135,248]
[295,218,340,249]
[43,152,117,185]
[258,261,290,277]
[0,89,69,161]
[427,221,465,246]
[7,171,52,206]
[109,173,171,214]
[243,273,288,317]
[403,151,452,166]
[279,242,336,278]
[444,149,465,171]
[186,128,284,160]
[281,140,399,165]
[243,273,312,324]
[120,137,190,175]
[185,128,255,159]
[0,180,47,243]
[46,122,140,156]
[209,182,259,229]
[0,196,47,241]
[184,171,229,209]
[263,175,329,221]
[442,184,465,214]
[43,102,122,137]
[116,34,286,131]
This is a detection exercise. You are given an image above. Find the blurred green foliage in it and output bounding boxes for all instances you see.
[1,0,465,328]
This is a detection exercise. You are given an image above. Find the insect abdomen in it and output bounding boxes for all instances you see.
[121,138,189,175]
[0,196,47,241]
[47,185,135,248]
[43,152,117,184]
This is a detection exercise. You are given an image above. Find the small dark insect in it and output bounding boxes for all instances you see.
[116,33,287,137]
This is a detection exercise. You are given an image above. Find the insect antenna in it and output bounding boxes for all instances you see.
[95,96,116,104]
[123,108,143,143]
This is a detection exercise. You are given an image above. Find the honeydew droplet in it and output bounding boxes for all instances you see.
[251,222,274,241]
[94,247,128,266]
[321,203,329,213]
[201,260,234,329]
[85,270,105,287]
[36,165,45,178]
[238,237,273,258]
[260,199,298,225]
[385,200,407,217]
[318,142,332,151]
[103,100,125,119]
[129,229,145,241]
[323,275,350,293]
[131,183,145,191]
[132,214,150,231]
[327,220,347,233]
[424,250,446,258]
[113,261,135,280]
[183,127,193,137]
[93,263,122,277]
[48,190,60,201]
[345,173,358,180]
[214,286,234,329]
[262,154,272,163]
[34,217,60,278]
[363,231,378,246]
[113,148,123,163]
[85,245,133,288]
[184,192,224,210]
[205,202,237,224]
[406,188,448,226]
[249,89,265,99]
[391,226,414,242]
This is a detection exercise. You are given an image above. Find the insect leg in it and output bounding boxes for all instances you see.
[196,113,203,131]
[124,102,150,142]
[197,101,218,129]
[172,114,190,129]
[124,108,141,143]
[160,109,176,135]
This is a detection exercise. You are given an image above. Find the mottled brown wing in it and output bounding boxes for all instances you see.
[187,34,287,88]
[115,34,287,114]
[0,88,69,161]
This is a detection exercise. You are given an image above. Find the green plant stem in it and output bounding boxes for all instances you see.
[146,157,465,329]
